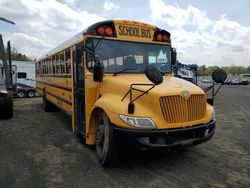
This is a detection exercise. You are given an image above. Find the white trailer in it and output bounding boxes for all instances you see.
[0,60,36,98]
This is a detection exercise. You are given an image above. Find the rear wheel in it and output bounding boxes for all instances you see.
[43,92,56,112]
[17,90,25,98]
[0,93,13,119]
[95,111,118,166]
[27,90,35,98]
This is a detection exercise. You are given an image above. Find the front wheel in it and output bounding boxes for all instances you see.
[95,111,118,166]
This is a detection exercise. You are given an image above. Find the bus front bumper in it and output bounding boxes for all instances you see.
[113,120,216,149]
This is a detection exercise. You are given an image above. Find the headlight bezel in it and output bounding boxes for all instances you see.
[119,115,156,129]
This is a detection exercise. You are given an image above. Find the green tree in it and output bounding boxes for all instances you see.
[0,47,32,61]
[198,65,207,76]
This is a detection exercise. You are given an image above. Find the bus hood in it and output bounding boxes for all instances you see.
[98,74,210,129]
[100,74,204,98]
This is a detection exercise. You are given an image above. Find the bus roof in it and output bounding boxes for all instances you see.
[36,20,170,62]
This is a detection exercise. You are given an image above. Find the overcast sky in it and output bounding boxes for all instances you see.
[0,0,249,67]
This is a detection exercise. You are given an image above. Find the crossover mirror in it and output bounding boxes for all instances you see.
[212,68,227,83]
[171,48,177,65]
[145,65,163,85]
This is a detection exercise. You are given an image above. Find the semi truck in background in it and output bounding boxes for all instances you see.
[0,35,13,119]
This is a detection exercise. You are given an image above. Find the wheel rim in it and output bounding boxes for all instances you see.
[18,92,25,98]
[28,92,34,97]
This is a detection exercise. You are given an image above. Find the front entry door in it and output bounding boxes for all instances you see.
[73,44,85,135]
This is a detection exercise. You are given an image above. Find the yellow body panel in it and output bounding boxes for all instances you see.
[36,76,72,113]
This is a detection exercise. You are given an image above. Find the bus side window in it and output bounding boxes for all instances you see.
[60,52,65,74]
[65,48,71,74]
[48,58,52,74]
[52,55,56,74]
[56,54,60,74]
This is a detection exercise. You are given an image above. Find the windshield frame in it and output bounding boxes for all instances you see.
[85,37,173,74]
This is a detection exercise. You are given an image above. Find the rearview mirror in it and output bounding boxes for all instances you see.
[145,65,163,85]
[212,68,227,83]
[93,59,104,82]
[171,48,177,65]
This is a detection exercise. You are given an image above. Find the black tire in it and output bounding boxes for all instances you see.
[17,90,25,98]
[27,90,35,98]
[0,93,13,119]
[43,92,56,112]
[95,111,118,166]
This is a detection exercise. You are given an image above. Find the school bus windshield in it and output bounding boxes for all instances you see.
[86,39,172,74]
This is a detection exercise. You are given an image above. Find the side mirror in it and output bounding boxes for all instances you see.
[145,65,163,85]
[93,59,104,82]
[212,68,227,83]
[171,48,177,65]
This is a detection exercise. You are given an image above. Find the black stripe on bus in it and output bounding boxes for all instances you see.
[37,74,72,78]
[46,90,72,105]
[37,80,72,91]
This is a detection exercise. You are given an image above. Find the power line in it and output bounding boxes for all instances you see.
[0,17,15,25]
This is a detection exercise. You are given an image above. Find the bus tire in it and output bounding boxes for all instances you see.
[27,90,35,98]
[17,90,26,98]
[43,92,55,112]
[0,94,13,119]
[95,111,118,166]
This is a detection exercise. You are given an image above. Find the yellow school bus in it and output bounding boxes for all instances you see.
[35,20,218,166]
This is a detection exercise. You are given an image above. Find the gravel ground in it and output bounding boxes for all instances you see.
[0,85,249,188]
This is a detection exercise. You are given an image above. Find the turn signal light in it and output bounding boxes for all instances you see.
[97,26,105,35]
[105,27,113,36]
[162,35,168,42]
[154,29,171,42]
[156,34,162,41]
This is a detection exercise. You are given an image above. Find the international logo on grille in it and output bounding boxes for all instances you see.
[182,90,190,100]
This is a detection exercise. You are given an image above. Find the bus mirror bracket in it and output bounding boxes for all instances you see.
[121,65,163,114]
[121,83,155,114]
[93,58,104,82]
[171,48,177,65]
[205,68,227,105]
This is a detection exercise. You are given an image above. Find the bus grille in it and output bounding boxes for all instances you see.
[159,94,206,124]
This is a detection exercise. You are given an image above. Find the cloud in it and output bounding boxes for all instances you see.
[104,0,120,11]
[61,0,80,6]
[0,0,104,58]
[149,0,250,67]
[149,0,212,30]
[6,33,53,60]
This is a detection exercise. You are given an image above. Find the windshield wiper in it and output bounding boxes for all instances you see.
[113,68,137,76]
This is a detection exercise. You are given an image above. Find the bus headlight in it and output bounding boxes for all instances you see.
[119,115,156,129]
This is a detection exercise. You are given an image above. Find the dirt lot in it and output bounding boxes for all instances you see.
[0,85,250,188]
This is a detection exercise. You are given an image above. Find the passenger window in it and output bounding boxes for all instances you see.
[18,72,27,79]
[60,52,65,74]
[65,48,71,74]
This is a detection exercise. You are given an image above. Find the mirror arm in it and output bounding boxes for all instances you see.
[121,83,155,114]
[213,82,223,97]
[130,84,155,104]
